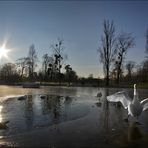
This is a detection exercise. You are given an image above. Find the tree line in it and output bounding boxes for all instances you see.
[98,19,148,86]
[0,39,77,85]
[0,19,148,87]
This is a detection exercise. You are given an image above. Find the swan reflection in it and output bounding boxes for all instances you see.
[116,123,148,147]
[0,105,3,123]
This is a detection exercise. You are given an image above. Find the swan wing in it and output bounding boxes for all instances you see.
[140,98,148,111]
[107,91,132,109]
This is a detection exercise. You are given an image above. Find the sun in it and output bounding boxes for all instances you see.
[0,43,10,59]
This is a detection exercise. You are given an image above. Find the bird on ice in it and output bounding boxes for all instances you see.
[107,84,148,122]
[96,92,102,98]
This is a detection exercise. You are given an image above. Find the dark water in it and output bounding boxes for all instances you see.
[0,85,148,147]
[1,94,91,136]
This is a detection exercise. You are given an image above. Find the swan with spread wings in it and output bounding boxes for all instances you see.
[107,84,148,121]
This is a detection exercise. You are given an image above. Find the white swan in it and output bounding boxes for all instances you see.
[107,84,148,121]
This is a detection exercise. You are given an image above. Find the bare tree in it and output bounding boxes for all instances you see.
[146,29,148,57]
[0,63,20,82]
[27,44,38,79]
[16,57,28,77]
[42,54,49,75]
[42,54,53,75]
[125,61,135,80]
[51,39,66,84]
[65,64,77,86]
[65,64,72,86]
[115,33,134,84]
[99,20,117,86]
[140,29,148,82]
[140,60,148,82]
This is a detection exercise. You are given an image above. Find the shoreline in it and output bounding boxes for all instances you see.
[0,82,148,89]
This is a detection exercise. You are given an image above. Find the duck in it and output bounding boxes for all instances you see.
[107,84,148,122]
[18,95,27,100]
[96,92,102,98]
[40,94,47,99]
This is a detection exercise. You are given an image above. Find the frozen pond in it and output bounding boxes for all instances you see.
[0,85,148,147]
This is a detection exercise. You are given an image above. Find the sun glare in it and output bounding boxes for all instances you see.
[0,43,10,59]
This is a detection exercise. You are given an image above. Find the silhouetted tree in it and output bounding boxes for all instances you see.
[42,54,54,80]
[42,54,49,75]
[88,74,94,79]
[69,70,77,82]
[125,61,135,81]
[139,60,148,82]
[110,68,117,81]
[146,29,148,58]
[115,33,134,84]
[99,20,117,86]
[65,64,72,86]
[48,63,54,80]
[138,30,148,82]
[16,57,29,78]
[51,39,67,84]
[27,44,38,79]
[0,63,20,82]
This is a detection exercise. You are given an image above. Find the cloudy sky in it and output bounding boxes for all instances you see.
[0,0,147,78]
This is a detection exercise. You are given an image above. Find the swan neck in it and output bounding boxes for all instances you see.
[134,89,137,96]
[134,84,137,96]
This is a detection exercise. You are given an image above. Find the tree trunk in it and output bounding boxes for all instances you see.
[106,65,109,86]
[116,67,120,84]
[117,53,123,84]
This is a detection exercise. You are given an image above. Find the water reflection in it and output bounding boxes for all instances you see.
[97,88,128,145]
[24,95,34,130]
[95,102,102,107]
[128,123,142,141]
[117,123,144,147]
[64,96,73,105]
[95,90,103,107]
[0,93,91,135]
[0,106,3,123]
[0,86,147,148]
[50,96,61,123]
[102,89,110,136]
[40,95,63,124]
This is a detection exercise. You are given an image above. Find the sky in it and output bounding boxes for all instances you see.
[0,0,147,78]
